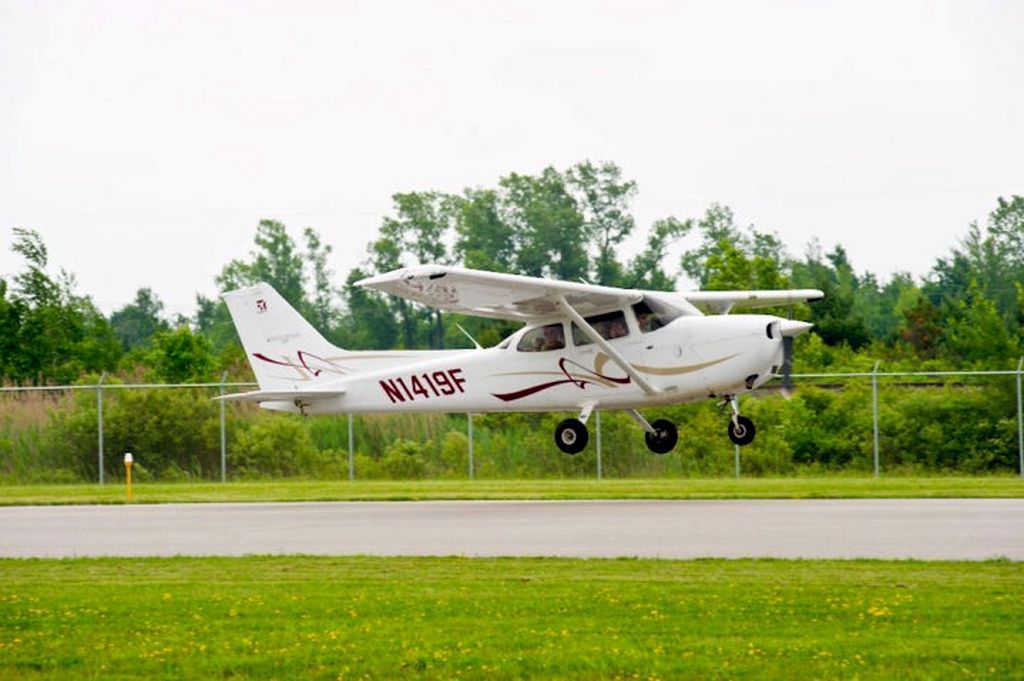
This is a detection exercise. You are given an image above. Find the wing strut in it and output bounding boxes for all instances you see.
[554,297,660,396]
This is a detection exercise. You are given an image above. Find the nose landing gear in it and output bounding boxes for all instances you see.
[722,395,756,446]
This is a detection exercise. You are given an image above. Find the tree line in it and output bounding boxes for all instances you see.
[1,161,1022,387]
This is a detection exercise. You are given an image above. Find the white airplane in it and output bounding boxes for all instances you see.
[221,265,822,454]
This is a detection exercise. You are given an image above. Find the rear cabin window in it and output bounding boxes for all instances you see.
[632,296,682,333]
[517,323,566,352]
[572,310,629,346]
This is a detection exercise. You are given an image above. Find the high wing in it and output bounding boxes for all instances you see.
[356,265,641,320]
[682,289,824,315]
[357,265,823,320]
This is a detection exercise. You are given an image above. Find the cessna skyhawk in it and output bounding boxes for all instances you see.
[221,265,821,454]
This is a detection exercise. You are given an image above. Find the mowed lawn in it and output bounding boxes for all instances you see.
[1,476,1022,505]
[0,557,1020,679]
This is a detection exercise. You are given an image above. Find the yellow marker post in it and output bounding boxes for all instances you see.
[124,452,133,503]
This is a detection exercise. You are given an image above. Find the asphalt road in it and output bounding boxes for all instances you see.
[1,499,1021,560]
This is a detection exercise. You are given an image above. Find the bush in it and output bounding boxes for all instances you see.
[46,386,223,480]
[380,440,427,479]
[352,453,383,479]
[230,415,318,478]
[439,431,469,477]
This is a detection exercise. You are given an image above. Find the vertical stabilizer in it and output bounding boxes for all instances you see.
[222,283,344,390]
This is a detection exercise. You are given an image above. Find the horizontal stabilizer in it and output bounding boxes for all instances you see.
[216,389,346,403]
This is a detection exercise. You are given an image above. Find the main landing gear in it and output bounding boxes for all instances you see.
[723,395,756,446]
[554,407,681,456]
[554,402,755,455]
[554,403,594,455]
[627,409,678,455]
[554,418,589,455]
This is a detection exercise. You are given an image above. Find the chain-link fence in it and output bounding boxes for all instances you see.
[2,361,1022,482]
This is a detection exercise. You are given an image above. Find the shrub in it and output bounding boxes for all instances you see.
[439,431,469,477]
[380,440,427,479]
[230,415,318,478]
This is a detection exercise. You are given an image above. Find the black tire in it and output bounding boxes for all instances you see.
[644,418,678,454]
[727,415,756,446]
[554,418,589,455]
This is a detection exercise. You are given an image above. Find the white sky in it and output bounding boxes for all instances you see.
[2,0,1022,316]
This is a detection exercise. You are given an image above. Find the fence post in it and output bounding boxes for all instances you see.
[595,410,602,480]
[468,413,474,480]
[733,395,741,475]
[1017,357,1023,478]
[96,372,105,484]
[872,360,880,478]
[219,371,228,482]
[347,413,354,481]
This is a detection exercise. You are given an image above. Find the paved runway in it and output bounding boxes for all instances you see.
[0,499,1021,560]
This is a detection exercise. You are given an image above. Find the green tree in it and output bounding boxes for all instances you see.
[566,160,637,285]
[679,204,747,287]
[702,239,790,291]
[109,288,169,350]
[217,220,306,310]
[335,268,400,350]
[2,228,121,383]
[927,195,1023,331]
[499,168,589,281]
[377,192,458,348]
[622,217,692,290]
[0,278,25,380]
[791,245,870,349]
[146,326,216,383]
[899,295,943,359]
[940,281,1020,365]
[852,272,916,343]
[303,227,339,334]
[454,188,515,273]
[202,219,333,352]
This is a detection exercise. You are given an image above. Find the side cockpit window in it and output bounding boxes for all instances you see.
[517,323,566,352]
[572,310,629,346]
[632,296,682,333]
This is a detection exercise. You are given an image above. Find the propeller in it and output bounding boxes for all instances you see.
[778,320,813,399]
[781,335,794,397]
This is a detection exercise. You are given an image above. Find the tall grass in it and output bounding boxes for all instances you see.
[0,391,80,482]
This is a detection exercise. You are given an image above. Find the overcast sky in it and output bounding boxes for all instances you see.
[2,0,1022,316]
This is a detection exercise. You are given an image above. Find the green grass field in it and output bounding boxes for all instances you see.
[0,476,1021,506]
[0,556,1020,679]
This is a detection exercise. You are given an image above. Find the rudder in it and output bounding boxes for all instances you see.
[222,283,344,391]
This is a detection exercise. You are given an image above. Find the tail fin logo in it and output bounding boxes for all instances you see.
[256,299,268,313]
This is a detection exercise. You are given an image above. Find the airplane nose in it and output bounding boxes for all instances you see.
[779,320,813,337]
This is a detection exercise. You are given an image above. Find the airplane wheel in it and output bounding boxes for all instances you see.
[554,418,589,455]
[644,419,678,455]
[728,415,756,446]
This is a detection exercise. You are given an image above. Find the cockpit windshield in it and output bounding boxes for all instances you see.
[632,296,682,333]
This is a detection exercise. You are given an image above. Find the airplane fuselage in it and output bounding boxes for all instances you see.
[259,313,784,416]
